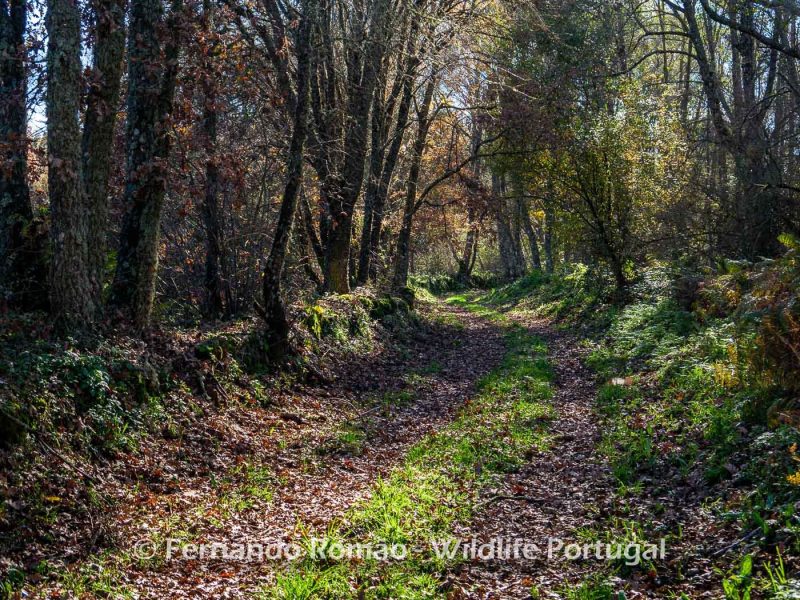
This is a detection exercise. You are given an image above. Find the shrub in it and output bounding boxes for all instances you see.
[740,238,800,394]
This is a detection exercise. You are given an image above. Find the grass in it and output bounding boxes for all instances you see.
[260,300,554,598]
[559,576,617,600]
[217,463,275,514]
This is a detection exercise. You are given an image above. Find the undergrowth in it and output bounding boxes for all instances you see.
[0,292,414,596]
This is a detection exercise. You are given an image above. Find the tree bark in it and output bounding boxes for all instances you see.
[323,0,390,293]
[0,0,41,308]
[200,0,227,318]
[110,0,183,328]
[678,0,782,259]
[520,198,542,271]
[456,205,479,284]
[393,76,436,291]
[81,0,126,309]
[47,0,96,327]
[261,5,312,359]
[544,202,554,274]
[493,172,524,280]
[357,8,421,285]
[356,99,385,287]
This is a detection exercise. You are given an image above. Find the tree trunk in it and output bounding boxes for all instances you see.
[81,0,126,309]
[680,0,782,259]
[201,105,226,317]
[510,195,526,275]
[110,0,182,328]
[323,0,389,293]
[364,68,415,283]
[356,103,383,287]
[393,212,414,291]
[295,198,323,292]
[0,0,42,308]
[357,12,420,285]
[261,6,312,360]
[544,195,554,273]
[301,191,324,272]
[393,76,436,291]
[324,208,354,294]
[47,0,96,328]
[493,172,523,280]
[456,205,479,284]
[520,198,542,271]
[200,0,226,318]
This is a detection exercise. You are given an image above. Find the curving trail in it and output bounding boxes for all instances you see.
[21,300,725,598]
[118,302,507,597]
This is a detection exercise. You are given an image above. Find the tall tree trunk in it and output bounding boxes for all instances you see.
[456,205,479,283]
[323,0,390,293]
[680,0,781,259]
[324,202,354,293]
[493,172,522,280]
[357,9,421,285]
[200,0,226,318]
[544,202,554,273]
[0,0,41,307]
[81,0,126,309]
[520,198,542,271]
[356,100,385,286]
[510,193,526,275]
[393,76,436,291]
[364,67,415,282]
[301,191,324,272]
[47,0,96,327]
[295,196,323,291]
[110,0,182,328]
[261,6,312,359]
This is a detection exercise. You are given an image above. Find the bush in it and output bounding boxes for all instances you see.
[739,235,800,394]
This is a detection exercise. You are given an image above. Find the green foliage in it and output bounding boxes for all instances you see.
[720,555,754,600]
[194,335,236,361]
[0,341,171,453]
[54,553,133,599]
[476,265,616,328]
[738,243,800,394]
[562,576,619,600]
[266,567,352,600]
[409,273,499,296]
[479,261,800,592]
[217,463,275,514]
[0,568,25,597]
[300,294,410,349]
[379,390,415,409]
[328,423,367,456]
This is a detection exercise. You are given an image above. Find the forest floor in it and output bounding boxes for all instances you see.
[5,293,773,598]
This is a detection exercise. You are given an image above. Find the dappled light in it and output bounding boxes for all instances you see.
[2,0,800,597]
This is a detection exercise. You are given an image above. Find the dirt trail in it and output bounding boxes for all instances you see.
[445,316,617,598]
[117,304,756,599]
[121,303,506,597]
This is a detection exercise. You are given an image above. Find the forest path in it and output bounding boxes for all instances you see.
[122,301,508,597]
[444,310,617,598]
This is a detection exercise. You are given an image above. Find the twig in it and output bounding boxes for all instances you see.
[711,528,762,558]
